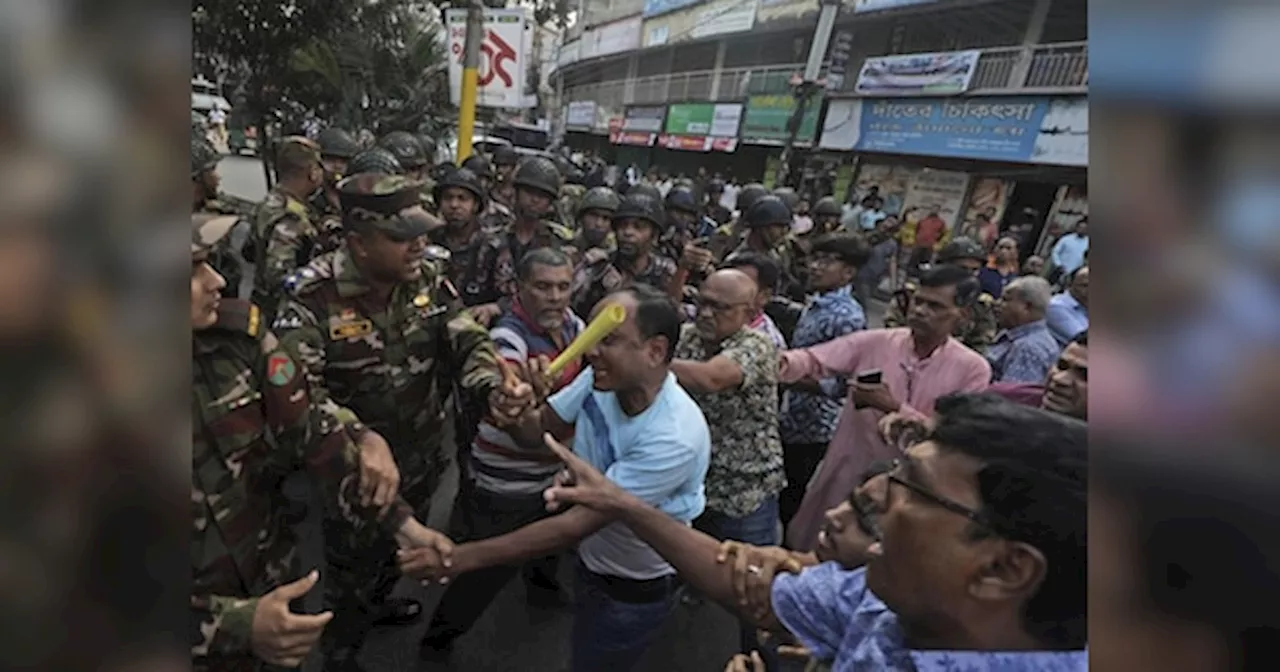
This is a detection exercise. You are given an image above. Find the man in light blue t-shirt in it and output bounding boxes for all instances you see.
[400,283,710,672]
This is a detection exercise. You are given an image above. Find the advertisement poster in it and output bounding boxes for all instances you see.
[664,103,742,137]
[898,169,971,247]
[1036,185,1089,258]
[446,8,528,108]
[958,178,1013,249]
[1031,97,1088,167]
[850,163,919,216]
[740,95,821,145]
[854,50,981,97]
[565,101,596,129]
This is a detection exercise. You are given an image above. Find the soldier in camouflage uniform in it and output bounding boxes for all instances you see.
[730,195,809,302]
[192,134,256,297]
[709,182,768,260]
[570,193,678,317]
[191,213,451,672]
[379,131,434,211]
[659,184,700,262]
[248,137,327,322]
[429,167,506,308]
[491,145,519,186]
[310,128,363,253]
[573,186,619,265]
[462,154,514,231]
[271,175,505,671]
[491,157,576,301]
[883,236,997,354]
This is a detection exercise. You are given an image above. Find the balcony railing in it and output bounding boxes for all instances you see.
[561,42,1086,112]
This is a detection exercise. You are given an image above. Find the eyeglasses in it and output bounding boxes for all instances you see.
[693,296,750,313]
[868,458,993,529]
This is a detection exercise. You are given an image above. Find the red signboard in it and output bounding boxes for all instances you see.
[611,131,657,146]
[656,134,739,152]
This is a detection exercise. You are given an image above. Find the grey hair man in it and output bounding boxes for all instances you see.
[988,276,1061,384]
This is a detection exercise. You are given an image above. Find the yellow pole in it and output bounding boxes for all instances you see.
[457,1,483,165]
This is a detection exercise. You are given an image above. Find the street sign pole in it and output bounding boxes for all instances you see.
[458,0,483,164]
[777,0,840,189]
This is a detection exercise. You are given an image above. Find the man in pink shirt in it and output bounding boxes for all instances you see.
[777,264,991,551]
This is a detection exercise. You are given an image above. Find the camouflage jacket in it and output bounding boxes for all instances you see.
[573,230,615,269]
[558,184,586,229]
[658,225,694,265]
[431,224,505,308]
[191,300,412,669]
[479,199,515,233]
[492,221,577,299]
[883,281,998,354]
[272,246,504,502]
[309,188,347,257]
[418,176,438,214]
[571,251,678,319]
[731,237,809,302]
[249,187,322,321]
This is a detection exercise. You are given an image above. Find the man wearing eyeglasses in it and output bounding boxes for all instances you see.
[671,268,786,658]
[538,393,1088,672]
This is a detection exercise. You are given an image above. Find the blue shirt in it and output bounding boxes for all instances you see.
[780,286,866,444]
[1050,233,1089,275]
[860,208,887,231]
[772,563,1088,672]
[549,368,710,579]
[987,320,1063,384]
[1045,293,1088,346]
[978,266,1018,299]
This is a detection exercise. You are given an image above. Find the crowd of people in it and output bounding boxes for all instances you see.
[191,125,1091,671]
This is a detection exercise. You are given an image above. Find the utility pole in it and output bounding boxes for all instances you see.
[458,0,483,164]
[777,0,840,190]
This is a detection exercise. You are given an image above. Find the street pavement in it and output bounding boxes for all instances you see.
[219,153,881,671]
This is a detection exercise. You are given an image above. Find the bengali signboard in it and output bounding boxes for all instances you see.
[852,0,941,12]
[566,101,597,129]
[854,50,981,97]
[580,15,642,60]
[740,95,821,145]
[756,0,819,26]
[644,0,699,18]
[691,0,758,40]
[614,105,666,145]
[819,96,1088,166]
[446,8,529,108]
[663,103,742,137]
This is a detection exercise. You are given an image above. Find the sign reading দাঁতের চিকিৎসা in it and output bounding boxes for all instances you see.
[818,96,1088,166]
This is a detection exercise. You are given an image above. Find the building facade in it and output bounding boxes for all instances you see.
[552,0,1087,256]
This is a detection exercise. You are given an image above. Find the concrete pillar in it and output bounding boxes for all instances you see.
[709,39,728,100]
[623,52,639,104]
[1009,0,1052,87]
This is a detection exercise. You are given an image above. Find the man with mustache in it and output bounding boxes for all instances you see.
[570,192,679,318]
[419,247,585,662]
[430,167,506,309]
[270,175,505,672]
[536,393,1088,672]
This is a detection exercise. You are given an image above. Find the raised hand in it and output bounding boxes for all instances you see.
[250,570,333,667]
[541,433,630,516]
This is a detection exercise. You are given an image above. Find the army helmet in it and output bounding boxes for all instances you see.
[316,127,361,159]
[511,156,563,199]
[664,185,699,215]
[813,196,842,218]
[937,236,987,264]
[626,182,662,202]
[492,145,519,168]
[577,186,621,217]
[707,178,726,195]
[461,154,494,181]
[736,183,769,213]
[347,146,404,176]
[772,186,800,212]
[433,167,487,209]
[744,195,792,228]
[378,131,429,170]
[613,193,664,231]
[415,134,439,162]
[191,134,220,178]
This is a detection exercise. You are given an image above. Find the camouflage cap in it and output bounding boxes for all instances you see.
[192,213,238,255]
[276,135,323,169]
[191,135,220,178]
[337,173,431,241]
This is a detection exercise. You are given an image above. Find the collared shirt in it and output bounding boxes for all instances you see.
[1045,292,1088,346]
[549,368,710,579]
[987,319,1062,384]
[750,311,789,350]
[471,301,586,495]
[978,262,1019,299]
[777,329,990,550]
[780,287,866,445]
[492,221,576,299]
[570,251,677,318]
[674,324,785,518]
[1051,233,1089,275]
[773,563,1088,672]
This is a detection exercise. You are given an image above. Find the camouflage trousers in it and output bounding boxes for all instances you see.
[318,454,450,669]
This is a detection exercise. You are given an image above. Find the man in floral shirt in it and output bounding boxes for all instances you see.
[779,234,870,528]
[671,268,785,658]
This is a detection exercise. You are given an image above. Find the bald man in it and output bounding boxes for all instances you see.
[671,269,786,657]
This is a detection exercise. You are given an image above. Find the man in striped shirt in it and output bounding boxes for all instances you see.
[420,247,585,660]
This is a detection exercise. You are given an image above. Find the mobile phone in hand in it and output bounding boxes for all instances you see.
[854,369,882,409]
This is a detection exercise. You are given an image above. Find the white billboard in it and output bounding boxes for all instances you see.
[446,8,531,109]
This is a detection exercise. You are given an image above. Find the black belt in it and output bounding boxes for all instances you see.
[579,560,682,604]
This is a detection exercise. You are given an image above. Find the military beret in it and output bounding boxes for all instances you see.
[337,173,431,241]
[192,213,238,255]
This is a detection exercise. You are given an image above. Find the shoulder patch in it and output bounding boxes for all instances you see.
[263,192,287,208]
[211,299,264,339]
[284,196,311,220]
[284,260,331,296]
[549,223,575,241]
[978,293,994,304]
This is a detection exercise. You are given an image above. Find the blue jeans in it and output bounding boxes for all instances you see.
[695,496,782,664]
[571,560,683,672]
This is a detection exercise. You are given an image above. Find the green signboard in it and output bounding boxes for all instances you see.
[740,95,821,145]
[664,103,716,135]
